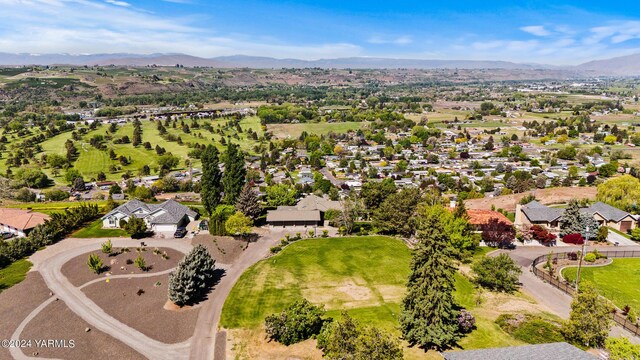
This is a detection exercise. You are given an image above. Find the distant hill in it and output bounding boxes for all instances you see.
[576,53,640,76]
[0,52,639,75]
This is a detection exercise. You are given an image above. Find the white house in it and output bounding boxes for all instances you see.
[102,199,197,232]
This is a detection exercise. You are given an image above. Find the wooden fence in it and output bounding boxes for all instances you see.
[531,250,640,337]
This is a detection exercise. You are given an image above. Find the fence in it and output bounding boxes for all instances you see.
[531,250,640,337]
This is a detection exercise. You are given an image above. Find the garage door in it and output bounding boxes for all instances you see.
[621,221,632,233]
[153,224,177,232]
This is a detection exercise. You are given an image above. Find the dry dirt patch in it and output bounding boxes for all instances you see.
[227,328,322,360]
[336,280,373,301]
[21,299,145,360]
[465,187,597,212]
[0,272,51,360]
[82,274,200,343]
[62,247,182,287]
[192,234,246,264]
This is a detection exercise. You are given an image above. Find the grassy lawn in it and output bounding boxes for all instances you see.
[6,200,108,214]
[267,122,363,139]
[221,236,526,357]
[71,218,128,238]
[0,259,32,294]
[562,258,640,310]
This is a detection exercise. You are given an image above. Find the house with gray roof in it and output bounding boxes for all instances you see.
[515,201,563,230]
[102,199,198,232]
[267,194,342,227]
[443,342,596,360]
[584,201,638,233]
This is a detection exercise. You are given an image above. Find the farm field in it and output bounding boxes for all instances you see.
[267,121,363,138]
[562,258,640,310]
[221,236,546,359]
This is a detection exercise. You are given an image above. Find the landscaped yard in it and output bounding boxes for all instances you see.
[562,258,640,310]
[0,259,32,293]
[71,218,129,238]
[221,236,534,358]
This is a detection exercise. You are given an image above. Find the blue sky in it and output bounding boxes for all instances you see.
[1,0,640,64]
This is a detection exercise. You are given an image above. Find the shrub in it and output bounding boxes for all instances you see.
[471,253,522,293]
[122,217,148,239]
[567,252,579,261]
[584,253,596,263]
[528,225,557,243]
[596,226,609,242]
[270,246,282,254]
[457,310,475,333]
[134,254,147,271]
[101,239,112,254]
[168,244,216,307]
[605,337,640,360]
[496,314,563,344]
[322,230,329,238]
[627,308,638,324]
[87,253,104,274]
[563,233,585,245]
[264,298,327,345]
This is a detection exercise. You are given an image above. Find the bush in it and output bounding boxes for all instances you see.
[269,246,282,254]
[567,252,579,261]
[496,314,563,344]
[457,309,475,333]
[264,298,327,345]
[596,226,609,242]
[122,217,149,238]
[101,239,112,254]
[134,254,147,271]
[584,253,596,263]
[563,233,585,245]
[471,253,522,293]
[87,253,104,274]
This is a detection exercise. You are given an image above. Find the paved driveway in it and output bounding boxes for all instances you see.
[607,230,637,246]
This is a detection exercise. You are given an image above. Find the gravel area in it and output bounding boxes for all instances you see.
[20,299,146,360]
[0,272,51,360]
[62,247,182,287]
[192,234,247,264]
[82,274,200,343]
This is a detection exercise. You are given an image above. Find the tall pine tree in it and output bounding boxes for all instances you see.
[399,205,460,351]
[201,145,222,215]
[559,199,599,238]
[222,142,246,204]
[235,183,262,220]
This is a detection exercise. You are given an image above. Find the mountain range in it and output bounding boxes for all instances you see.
[0,52,639,75]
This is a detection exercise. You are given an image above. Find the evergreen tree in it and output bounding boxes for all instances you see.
[168,244,216,307]
[452,197,468,219]
[559,199,599,238]
[399,206,460,351]
[561,282,612,347]
[200,145,222,215]
[222,142,246,204]
[235,183,262,220]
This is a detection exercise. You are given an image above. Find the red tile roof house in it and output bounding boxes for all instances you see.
[0,208,50,238]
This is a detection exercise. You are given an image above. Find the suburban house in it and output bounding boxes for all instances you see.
[515,200,638,233]
[0,208,50,238]
[102,199,198,232]
[267,194,342,227]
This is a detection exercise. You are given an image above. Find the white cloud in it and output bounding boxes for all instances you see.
[0,0,362,59]
[521,25,552,37]
[367,35,413,45]
[105,0,130,7]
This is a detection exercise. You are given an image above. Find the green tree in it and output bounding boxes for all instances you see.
[399,205,460,350]
[122,217,148,238]
[200,145,223,215]
[373,188,422,237]
[360,178,397,215]
[157,154,180,170]
[15,187,36,202]
[598,163,617,177]
[168,244,216,307]
[265,183,298,207]
[606,337,640,360]
[597,175,640,213]
[222,142,246,204]
[12,168,50,188]
[64,168,82,183]
[225,211,253,237]
[132,186,154,201]
[471,254,522,293]
[596,226,609,242]
[561,282,613,348]
[264,298,327,345]
[134,253,147,271]
[235,183,261,220]
[87,253,104,274]
[101,239,112,254]
[559,199,599,238]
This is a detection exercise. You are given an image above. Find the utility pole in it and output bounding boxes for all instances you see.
[574,226,590,293]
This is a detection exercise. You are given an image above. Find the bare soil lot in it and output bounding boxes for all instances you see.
[21,299,145,360]
[82,274,200,343]
[192,234,246,264]
[62,247,182,287]
[465,187,598,212]
[0,272,51,360]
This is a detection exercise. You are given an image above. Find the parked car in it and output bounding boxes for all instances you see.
[198,220,209,231]
[174,227,187,238]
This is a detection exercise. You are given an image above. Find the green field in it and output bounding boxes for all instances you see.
[562,258,640,310]
[0,259,32,293]
[221,236,523,351]
[267,121,363,138]
[71,218,128,238]
[7,200,108,214]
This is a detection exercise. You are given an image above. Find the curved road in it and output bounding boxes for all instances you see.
[13,239,193,360]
